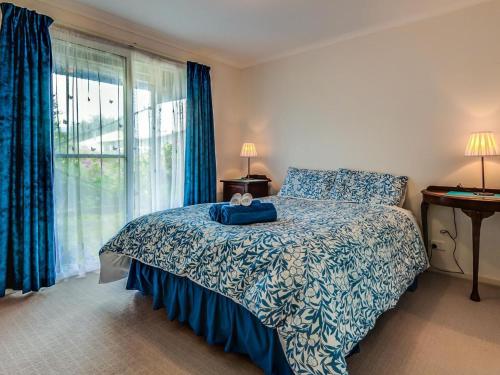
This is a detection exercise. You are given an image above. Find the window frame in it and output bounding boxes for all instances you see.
[52,26,187,223]
[52,29,136,221]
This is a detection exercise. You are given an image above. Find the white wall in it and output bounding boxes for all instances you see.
[241,1,500,283]
[8,0,244,199]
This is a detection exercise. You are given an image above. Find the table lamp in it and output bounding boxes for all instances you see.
[464,131,499,196]
[240,142,257,179]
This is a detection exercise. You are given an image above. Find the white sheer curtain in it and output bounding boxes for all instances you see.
[52,31,127,279]
[132,52,186,217]
[52,29,186,279]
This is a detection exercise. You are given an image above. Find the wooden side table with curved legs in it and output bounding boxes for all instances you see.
[421,186,500,302]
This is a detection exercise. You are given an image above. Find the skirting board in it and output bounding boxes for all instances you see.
[429,268,500,288]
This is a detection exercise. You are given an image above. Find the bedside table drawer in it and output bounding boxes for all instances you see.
[221,179,270,202]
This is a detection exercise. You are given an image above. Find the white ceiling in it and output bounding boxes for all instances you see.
[75,0,489,67]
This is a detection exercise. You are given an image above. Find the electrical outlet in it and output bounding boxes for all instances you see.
[431,240,446,252]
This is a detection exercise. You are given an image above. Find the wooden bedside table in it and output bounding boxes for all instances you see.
[421,185,500,302]
[221,178,271,201]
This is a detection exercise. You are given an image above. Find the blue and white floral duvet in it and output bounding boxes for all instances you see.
[100,196,428,375]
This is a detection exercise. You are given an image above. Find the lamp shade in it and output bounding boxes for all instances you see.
[464,132,499,157]
[240,143,257,158]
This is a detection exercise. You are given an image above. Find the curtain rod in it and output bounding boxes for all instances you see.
[52,23,187,66]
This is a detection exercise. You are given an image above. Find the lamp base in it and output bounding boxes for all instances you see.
[243,157,251,180]
[473,191,494,196]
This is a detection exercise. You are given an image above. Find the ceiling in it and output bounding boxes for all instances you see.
[74,0,489,67]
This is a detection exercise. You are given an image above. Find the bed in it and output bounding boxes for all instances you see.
[99,167,428,375]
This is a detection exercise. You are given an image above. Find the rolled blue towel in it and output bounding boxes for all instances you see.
[220,201,277,225]
[209,200,263,223]
[209,203,227,222]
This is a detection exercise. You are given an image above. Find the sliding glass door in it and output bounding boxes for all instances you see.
[51,30,186,279]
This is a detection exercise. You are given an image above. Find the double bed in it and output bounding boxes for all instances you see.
[99,168,428,375]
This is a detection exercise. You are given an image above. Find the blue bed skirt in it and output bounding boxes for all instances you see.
[126,259,294,375]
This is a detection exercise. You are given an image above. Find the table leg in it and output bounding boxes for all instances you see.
[420,201,430,256]
[462,210,494,302]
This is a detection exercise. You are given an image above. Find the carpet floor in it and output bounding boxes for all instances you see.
[1,271,500,375]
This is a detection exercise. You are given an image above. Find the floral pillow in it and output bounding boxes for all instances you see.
[330,168,408,206]
[278,167,337,200]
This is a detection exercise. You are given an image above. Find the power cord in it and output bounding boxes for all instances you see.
[428,208,464,274]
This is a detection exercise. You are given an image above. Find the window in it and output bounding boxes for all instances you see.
[132,53,186,216]
[52,29,186,279]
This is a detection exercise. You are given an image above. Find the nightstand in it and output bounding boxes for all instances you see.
[221,178,270,201]
[421,185,500,302]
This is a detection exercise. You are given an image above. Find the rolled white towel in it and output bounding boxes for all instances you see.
[241,193,253,207]
[230,193,242,206]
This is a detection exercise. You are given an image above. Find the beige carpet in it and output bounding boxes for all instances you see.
[1,272,500,375]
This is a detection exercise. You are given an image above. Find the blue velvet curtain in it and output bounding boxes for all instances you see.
[0,3,56,297]
[184,61,217,206]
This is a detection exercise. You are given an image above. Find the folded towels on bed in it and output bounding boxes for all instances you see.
[220,201,277,225]
[208,202,227,222]
[209,200,277,225]
[210,193,258,222]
